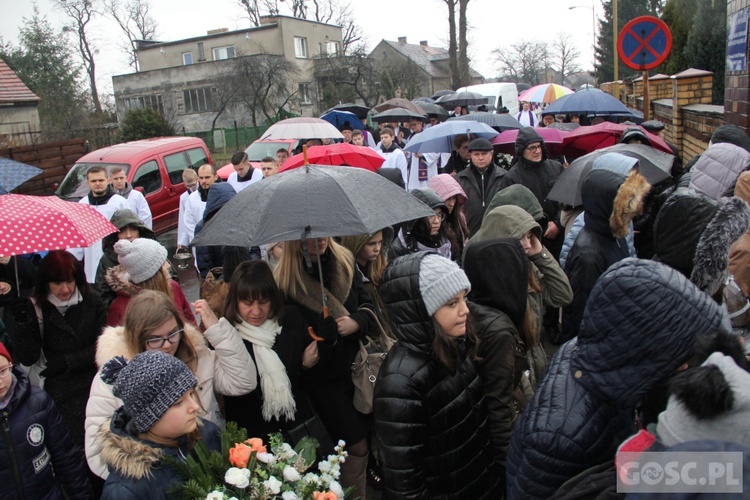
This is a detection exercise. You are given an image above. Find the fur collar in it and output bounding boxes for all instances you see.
[691,197,750,296]
[97,418,162,480]
[105,264,140,298]
[95,322,207,369]
[610,171,651,239]
[288,256,352,318]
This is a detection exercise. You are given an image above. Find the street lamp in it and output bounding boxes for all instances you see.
[569,2,597,86]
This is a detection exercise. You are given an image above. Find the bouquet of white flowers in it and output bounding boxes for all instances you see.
[166,423,353,500]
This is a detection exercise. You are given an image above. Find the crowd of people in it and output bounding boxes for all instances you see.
[2,112,750,500]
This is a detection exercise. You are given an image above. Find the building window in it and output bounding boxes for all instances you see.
[326,41,339,55]
[212,46,235,61]
[299,83,312,104]
[183,88,214,113]
[294,37,308,59]
[182,52,193,65]
[123,94,164,114]
[197,42,205,61]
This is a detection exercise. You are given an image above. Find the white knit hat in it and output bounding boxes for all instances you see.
[419,253,471,316]
[114,238,168,284]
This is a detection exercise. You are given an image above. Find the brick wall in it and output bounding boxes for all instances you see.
[0,138,87,196]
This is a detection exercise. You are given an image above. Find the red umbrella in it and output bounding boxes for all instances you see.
[0,195,118,256]
[278,143,385,173]
[562,122,673,158]
[492,127,570,156]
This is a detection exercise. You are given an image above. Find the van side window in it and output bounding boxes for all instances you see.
[164,151,190,185]
[132,160,162,195]
[186,148,209,170]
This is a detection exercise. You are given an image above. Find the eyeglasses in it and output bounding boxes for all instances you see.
[429,212,446,222]
[145,328,184,350]
[525,145,543,152]
[0,364,13,378]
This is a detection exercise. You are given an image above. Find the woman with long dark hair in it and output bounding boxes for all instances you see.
[374,252,501,498]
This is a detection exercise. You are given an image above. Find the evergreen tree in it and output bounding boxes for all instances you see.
[0,7,89,139]
[595,0,663,82]
[684,0,726,103]
[660,0,698,75]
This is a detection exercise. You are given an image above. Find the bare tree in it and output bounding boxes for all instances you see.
[441,0,460,89]
[105,0,157,71]
[55,0,102,113]
[551,32,581,85]
[226,52,300,131]
[316,43,379,107]
[457,0,471,87]
[334,1,362,55]
[493,39,550,85]
[380,59,425,100]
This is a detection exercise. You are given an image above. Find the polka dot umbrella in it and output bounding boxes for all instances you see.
[0,195,118,257]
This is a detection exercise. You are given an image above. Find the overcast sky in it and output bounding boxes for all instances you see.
[0,0,599,98]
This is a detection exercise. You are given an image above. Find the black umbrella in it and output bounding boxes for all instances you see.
[371,107,427,123]
[327,103,371,120]
[437,91,488,108]
[432,89,455,100]
[547,144,673,206]
[191,165,434,248]
[447,112,522,131]
[414,101,450,118]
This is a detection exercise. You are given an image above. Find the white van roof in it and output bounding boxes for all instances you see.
[457,82,518,93]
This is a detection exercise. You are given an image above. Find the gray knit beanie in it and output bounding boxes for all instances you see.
[418,253,471,316]
[101,351,197,433]
[114,238,168,284]
[657,352,750,447]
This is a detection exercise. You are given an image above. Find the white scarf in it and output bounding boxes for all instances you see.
[235,318,296,421]
[47,288,83,315]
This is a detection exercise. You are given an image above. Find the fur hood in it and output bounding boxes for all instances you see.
[104,264,140,298]
[97,413,162,480]
[95,322,207,369]
[582,168,651,239]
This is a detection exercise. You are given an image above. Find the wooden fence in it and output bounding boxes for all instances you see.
[0,138,87,196]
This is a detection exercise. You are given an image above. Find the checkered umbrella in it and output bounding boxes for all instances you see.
[0,158,43,192]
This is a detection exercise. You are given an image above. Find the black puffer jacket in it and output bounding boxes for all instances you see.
[506,258,731,500]
[463,238,529,483]
[498,127,564,227]
[195,183,236,280]
[456,162,506,236]
[562,167,650,341]
[374,252,501,499]
[1,367,93,500]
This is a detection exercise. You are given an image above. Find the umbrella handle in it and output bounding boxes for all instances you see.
[303,144,309,166]
[307,306,330,342]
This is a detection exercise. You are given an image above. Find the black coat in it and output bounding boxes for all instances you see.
[0,367,93,500]
[506,259,730,499]
[10,295,106,446]
[456,163,507,236]
[374,252,501,499]
[287,250,375,445]
[223,305,313,443]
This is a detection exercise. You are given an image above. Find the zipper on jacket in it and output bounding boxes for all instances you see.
[481,172,486,207]
[2,411,26,499]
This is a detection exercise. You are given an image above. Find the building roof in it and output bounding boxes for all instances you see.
[0,57,40,104]
[375,39,482,79]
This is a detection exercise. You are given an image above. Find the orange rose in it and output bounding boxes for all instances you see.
[244,437,267,454]
[228,443,253,468]
[313,492,337,500]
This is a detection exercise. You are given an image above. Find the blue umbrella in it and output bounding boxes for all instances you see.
[403,121,499,154]
[319,110,365,131]
[542,88,636,116]
[0,158,43,192]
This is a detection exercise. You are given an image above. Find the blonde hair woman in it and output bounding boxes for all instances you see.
[84,290,257,480]
[273,237,375,498]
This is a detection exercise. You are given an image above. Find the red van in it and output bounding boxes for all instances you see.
[56,137,212,234]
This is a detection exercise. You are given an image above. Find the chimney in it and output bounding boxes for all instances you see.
[397,36,407,44]
[419,40,428,47]
[206,28,228,35]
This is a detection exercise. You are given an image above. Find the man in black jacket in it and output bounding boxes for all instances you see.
[456,138,506,236]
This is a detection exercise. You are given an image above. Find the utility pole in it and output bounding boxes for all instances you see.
[613,0,619,99]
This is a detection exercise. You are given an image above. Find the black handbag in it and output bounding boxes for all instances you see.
[285,397,335,459]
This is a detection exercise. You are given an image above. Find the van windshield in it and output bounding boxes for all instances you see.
[56,163,130,201]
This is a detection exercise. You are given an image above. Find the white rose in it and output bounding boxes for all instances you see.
[224,467,250,489]
[256,452,275,464]
[206,491,225,500]
[329,480,344,499]
[264,476,282,495]
[303,472,321,485]
[278,443,297,460]
[283,465,302,482]
[281,492,299,500]
[318,460,332,473]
